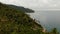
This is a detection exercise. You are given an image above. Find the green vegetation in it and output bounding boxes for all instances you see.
[0,2,42,34]
[50,28,59,34]
[0,2,59,34]
[8,5,34,13]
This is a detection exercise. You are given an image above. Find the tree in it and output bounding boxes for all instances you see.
[51,28,59,34]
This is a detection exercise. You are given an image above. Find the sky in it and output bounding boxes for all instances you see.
[0,0,60,10]
[0,0,60,32]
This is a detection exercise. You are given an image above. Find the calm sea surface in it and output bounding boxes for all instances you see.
[28,11,60,32]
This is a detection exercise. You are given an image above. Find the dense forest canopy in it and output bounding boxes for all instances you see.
[0,2,43,34]
[8,5,34,13]
[0,2,59,34]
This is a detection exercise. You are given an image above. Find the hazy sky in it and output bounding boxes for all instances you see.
[0,0,60,10]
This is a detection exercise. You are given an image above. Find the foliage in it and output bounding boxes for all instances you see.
[50,28,59,34]
[0,2,59,34]
[0,2,42,34]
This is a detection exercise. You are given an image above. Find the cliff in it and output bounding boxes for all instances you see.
[0,2,43,34]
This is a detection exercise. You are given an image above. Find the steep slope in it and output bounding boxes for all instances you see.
[0,3,43,34]
[8,5,34,13]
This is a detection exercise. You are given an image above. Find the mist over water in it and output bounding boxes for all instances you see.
[29,11,60,32]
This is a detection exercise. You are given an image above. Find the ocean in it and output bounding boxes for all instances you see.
[28,11,60,32]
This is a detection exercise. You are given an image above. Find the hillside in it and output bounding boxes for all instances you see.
[0,2,59,34]
[0,2,43,34]
[8,5,34,13]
